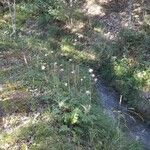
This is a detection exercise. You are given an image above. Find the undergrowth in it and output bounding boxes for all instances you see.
[0,0,148,149]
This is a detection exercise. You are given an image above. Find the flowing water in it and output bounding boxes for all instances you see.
[96,79,150,150]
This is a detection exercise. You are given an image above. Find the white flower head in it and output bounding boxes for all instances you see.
[91,74,95,78]
[71,70,75,74]
[60,64,63,67]
[89,68,93,73]
[69,59,72,62]
[80,78,83,81]
[60,69,64,72]
[51,51,54,54]
[83,76,86,79]
[64,83,68,86]
[45,53,48,56]
[41,65,46,70]
[94,78,98,82]
[86,90,91,95]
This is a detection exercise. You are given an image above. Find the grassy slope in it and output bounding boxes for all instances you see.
[0,1,145,149]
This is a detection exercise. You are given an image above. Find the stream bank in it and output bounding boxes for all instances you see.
[95,78,150,150]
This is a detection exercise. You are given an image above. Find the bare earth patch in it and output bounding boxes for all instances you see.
[82,0,145,39]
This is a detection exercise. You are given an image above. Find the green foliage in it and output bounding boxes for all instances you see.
[34,0,69,25]
[0,33,142,149]
[0,1,147,149]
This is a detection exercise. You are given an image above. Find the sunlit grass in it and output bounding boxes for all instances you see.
[61,42,97,62]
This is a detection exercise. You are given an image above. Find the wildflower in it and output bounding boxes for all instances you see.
[60,69,64,72]
[80,78,83,82]
[51,51,54,54]
[94,78,98,82]
[69,59,72,62]
[64,83,68,86]
[60,64,63,67]
[86,91,91,95]
[77,33,83,38]
[45,53,48,56]
[54,62,57,65]
[41,65,46,70]
[71,70,75,74]
[88,68,93,73]
[91,74,95,78]
[83,76,86,79]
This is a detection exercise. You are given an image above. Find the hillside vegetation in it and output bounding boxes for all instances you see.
[0,0,149,149]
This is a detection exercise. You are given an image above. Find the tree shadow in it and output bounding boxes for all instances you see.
[95,0,129,14]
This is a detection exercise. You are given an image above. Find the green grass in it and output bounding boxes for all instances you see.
[0,37,142,149]
[0,1,147,149]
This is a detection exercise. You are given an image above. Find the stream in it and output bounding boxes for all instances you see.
[96,79,150,150]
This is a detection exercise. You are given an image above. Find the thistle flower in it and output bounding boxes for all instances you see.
[89,68,93,73]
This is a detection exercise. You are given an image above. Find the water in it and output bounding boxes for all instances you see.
[96,79,150,150]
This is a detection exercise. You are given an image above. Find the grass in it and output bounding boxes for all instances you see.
[0,37,141,149]
[0,0,148,149]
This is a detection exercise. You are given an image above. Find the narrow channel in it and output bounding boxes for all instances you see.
[96,79,150,150]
